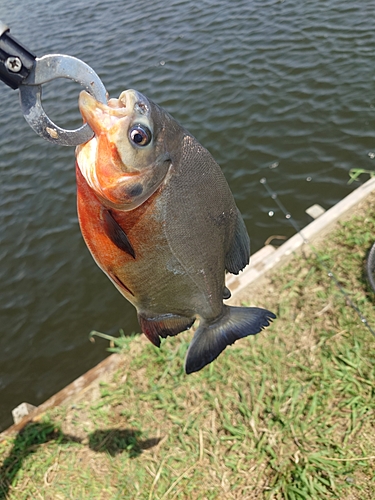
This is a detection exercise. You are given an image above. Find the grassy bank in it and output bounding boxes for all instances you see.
[1,193,375,499]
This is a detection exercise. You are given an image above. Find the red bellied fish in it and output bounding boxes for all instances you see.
[75,89,275,373]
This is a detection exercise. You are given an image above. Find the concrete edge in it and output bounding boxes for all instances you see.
[1,352,123,437]
[227,177,375,297]
[2,177,375,437]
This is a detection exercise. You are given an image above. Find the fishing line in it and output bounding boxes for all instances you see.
[260,177,375,338]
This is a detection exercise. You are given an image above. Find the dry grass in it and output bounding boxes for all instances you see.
[1,193,375,499]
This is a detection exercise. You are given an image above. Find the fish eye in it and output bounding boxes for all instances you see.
[129,124,152,147]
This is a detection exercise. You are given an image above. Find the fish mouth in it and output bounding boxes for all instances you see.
[79,89,151,130]
[78,90,134,134]
[76,91,138,205]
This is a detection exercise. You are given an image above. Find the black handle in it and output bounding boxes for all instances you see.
[0,21,36,90]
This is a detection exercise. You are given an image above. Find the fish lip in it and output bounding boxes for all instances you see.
[78,90,129,132]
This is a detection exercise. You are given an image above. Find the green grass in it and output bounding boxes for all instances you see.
[1,194,375,499]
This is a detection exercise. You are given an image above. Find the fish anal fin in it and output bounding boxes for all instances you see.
[138,313,195,348]
[225,209,250,275]
[185,306,276,374]
[102,209,136,259]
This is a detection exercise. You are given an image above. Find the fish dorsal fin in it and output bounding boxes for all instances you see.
[225,209,250,275]
[102,209,136,259]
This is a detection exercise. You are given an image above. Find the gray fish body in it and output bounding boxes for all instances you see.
[165,144,244,315]
[76,90,275,373]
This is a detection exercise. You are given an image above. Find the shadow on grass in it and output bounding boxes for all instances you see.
[0,421,160,499]
[89,429,160,457]
[0,421,77,499]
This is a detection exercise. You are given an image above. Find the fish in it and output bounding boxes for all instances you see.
[75,89,276,374]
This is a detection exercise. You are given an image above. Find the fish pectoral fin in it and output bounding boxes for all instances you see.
[138,313,195,348]
[102,209,135,258]
[184,306,276,374]
[225,209,250,275]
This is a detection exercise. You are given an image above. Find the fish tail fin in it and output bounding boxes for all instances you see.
[184,306,276,374]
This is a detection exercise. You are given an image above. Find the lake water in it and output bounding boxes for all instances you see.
[0,0,374,431]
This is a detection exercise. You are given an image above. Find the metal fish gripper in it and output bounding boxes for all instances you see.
[0,20,107,146]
